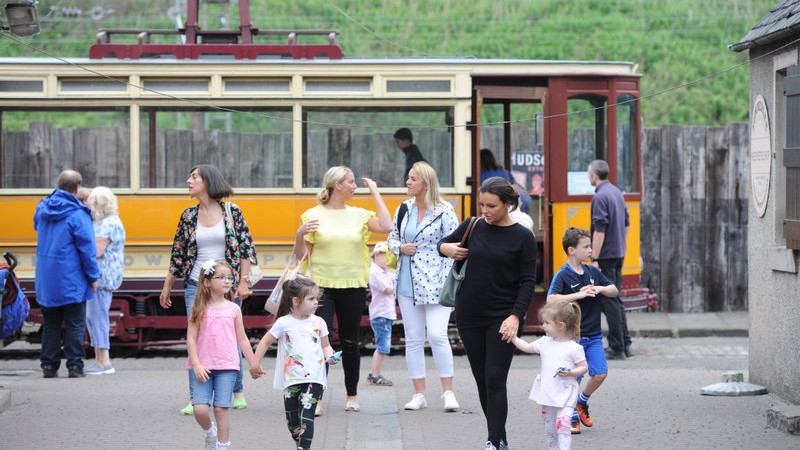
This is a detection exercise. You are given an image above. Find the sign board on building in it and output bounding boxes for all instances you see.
[751,95,771,217]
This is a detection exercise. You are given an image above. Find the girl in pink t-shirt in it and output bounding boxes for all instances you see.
[187,260,258,450]
[512,301,588,450]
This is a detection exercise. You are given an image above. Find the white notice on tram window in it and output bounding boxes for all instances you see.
[750,95,771,218]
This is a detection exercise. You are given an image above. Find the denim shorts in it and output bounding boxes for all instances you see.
[579,333,608,376]
[189,369,237,408]
[370,317,393,355]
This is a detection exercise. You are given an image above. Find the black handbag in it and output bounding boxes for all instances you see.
[438,217,480,307]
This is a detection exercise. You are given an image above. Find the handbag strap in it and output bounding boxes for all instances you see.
[224,201,235,233]
[459,216,480,248]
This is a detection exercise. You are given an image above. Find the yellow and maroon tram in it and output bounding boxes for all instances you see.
[0,23,649,349]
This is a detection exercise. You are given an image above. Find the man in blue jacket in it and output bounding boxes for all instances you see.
[35,169,99,378]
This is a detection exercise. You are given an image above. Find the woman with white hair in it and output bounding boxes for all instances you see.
[85,186,126,375]
[293,166,392,413]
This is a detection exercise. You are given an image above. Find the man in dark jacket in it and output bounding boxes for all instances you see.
[34,169,99,378]
[393,128,427,182]
[588,160,631,361]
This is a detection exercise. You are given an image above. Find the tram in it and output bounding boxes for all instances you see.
[0,4,652,349]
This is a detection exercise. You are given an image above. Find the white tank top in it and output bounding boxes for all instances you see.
[190,219,226,281]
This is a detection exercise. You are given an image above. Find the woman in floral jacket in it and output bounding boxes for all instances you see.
[159,164,257,415]
[387,162,461,413]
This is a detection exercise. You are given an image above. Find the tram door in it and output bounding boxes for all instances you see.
[473,83,548,294]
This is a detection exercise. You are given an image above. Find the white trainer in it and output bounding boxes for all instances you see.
[403,393,427,410]
[441,390,459,412]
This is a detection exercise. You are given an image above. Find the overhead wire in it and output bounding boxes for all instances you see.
[0,2,794,131]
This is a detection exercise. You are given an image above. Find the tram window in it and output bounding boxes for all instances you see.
[139,109,293,188]
[303,108,454,188]
[567,95,607,195]
[616,94,639,193]
[0,80,43,92]
[1,110,130,189]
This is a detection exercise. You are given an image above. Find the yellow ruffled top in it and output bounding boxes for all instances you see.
[301,205,375,289]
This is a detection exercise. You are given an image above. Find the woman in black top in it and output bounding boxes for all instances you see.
[438,177,537,450]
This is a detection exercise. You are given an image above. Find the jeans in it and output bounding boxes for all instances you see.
[189,369,238,408]
[40,301,87,371]
[597,258,631,352]
[397,294,454,379]
[86,289,112,350]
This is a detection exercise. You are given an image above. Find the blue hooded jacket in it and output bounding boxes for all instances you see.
[34,189,100,307]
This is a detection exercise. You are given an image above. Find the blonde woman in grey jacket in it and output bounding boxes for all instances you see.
[387,161,460,412]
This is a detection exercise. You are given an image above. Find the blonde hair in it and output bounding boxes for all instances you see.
[317,166,353,205]
[539,300,582,339]
[190,260,234,326]
[77,187,92,204]
[88,186,118,222]
[410,161,447,210]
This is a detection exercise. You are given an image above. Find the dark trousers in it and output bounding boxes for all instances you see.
[316,287,366,397]
[40,301,86,371]
[458,320,516,447]
[285,382,324,449]
[598,258,631,352]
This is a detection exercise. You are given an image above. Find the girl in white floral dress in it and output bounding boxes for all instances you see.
[251,276,340,450]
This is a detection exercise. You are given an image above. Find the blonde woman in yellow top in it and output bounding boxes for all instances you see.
[293,166,392,413]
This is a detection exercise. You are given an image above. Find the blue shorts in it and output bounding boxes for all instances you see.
[189,369,238,408]
[370,317,393,355]
[579,333,608,376]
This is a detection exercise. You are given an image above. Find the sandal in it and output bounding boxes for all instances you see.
[367,374,393,386]
[345,400,360,412]
[179,403,194,416]
[232,396,247,410]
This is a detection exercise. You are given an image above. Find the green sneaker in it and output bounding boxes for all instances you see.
[180,403,194,416]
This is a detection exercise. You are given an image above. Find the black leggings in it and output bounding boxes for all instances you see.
[458,320,516,447]
[284,382,324,449]
[316,287,366,397]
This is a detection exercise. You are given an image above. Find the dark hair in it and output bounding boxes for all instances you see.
[190,164,234,201]
[589,160,610,181]
[275,276,320,319]
[479,148,504,172]
[393,127,413,142]
[57,170,82,194]
[479,176,519,211]
[562,226,591,253]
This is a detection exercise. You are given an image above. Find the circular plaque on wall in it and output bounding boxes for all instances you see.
[750,95,771,217]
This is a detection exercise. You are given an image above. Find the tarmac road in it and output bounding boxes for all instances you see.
[0,335,797,449]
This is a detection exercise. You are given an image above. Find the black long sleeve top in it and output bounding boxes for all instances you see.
[438,218,537,328]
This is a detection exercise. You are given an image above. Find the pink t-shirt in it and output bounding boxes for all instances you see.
[369,262,397,320]
[186,301,241,370]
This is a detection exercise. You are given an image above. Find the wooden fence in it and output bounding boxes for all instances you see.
[3,121,751,312]
[641,123,749,312]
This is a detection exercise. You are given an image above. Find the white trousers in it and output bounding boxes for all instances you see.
[397,294,454,379]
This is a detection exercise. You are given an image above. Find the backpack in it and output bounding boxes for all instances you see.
[1,252,30,340]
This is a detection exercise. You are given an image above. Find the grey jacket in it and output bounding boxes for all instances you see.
[387,199,459,305]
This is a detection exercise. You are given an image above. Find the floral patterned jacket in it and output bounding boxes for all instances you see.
[168,201,256,288]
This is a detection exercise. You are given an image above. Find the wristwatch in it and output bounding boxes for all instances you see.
[590,257,598,262]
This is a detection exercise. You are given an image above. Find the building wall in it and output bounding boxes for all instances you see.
[746,41,800,405]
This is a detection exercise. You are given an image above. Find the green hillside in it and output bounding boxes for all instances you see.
[1,0,775,126]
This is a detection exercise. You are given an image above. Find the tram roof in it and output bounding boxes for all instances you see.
[0,56,639,76]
